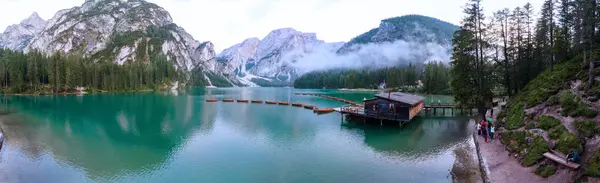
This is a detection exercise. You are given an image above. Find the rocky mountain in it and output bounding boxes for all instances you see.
[25,0,219,73]
[337,14,459,54]
[219,15,458,86]
[217,28,343,86]
[0,13,46,50]
[0,0,235,87]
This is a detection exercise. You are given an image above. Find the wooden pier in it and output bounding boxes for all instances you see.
[296,92,475,116]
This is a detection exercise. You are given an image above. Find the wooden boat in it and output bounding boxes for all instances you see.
[291,103,303,107]
[303,105,314,109]
[237,99,249,103]
[222,99,234,102]
[278,102,290,106]
[251,100,263,103]
[266,101,277,104]
[206,99,218,102]
[314,108,335,114]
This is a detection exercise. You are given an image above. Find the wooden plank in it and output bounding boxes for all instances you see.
[543,152,580,169]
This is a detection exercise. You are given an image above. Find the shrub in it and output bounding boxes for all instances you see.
[549,125,568,139]
[501,131,528,154]
[555,132,583,154]
[535,164,557,178]
[522,136,549,167]
[536,115,561,130]
[559,91,598,117]
[586,150,600,177]
[574,120,599,138]
[526,122,536,130]
[506,98,526,130]
[546,95,559,105]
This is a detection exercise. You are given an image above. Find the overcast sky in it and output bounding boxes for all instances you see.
[0,0,543,52]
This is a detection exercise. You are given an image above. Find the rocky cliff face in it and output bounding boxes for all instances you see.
[25,0,216,73]
[217,28,342,86]
[0,13,46,50]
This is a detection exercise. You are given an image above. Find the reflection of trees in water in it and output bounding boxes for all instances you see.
[0,94,212,179]
[342,117,471,158]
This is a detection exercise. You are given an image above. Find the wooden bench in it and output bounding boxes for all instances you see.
[542,150,580,169]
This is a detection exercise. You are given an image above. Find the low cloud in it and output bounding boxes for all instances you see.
[285,39,452,74]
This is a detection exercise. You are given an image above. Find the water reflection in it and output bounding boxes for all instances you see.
[0,88,472,183]
[342,116,472,158]
[0,94,211,180]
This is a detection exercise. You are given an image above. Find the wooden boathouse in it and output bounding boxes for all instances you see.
[336,92,425,125]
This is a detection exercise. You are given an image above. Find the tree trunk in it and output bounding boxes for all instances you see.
[584,49,588,66]
[589,50,595,89]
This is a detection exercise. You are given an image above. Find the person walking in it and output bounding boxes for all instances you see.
[477,122,481,136]
[489,125,495,142]
[482,120,488,143]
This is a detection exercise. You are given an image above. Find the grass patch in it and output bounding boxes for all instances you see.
[549,125,568,139]
[535,164,557,178]
[536,115,561,130]
[522,136,549,167]
[555,132,583,154]
[559,91,598,117]
[586,150,600,177]
[506,97,526,130]
[574,120,599,138]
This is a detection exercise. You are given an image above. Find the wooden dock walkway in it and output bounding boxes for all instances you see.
[295,93,362,106]
[204,98,334,114]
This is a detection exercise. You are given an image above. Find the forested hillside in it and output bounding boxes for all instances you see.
[450,0,599,179]
[0,49,179,94]
[294,62,450,94]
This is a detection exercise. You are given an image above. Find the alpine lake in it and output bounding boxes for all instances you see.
[0,88,477,183]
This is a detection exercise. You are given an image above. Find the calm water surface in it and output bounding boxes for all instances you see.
[0,88,472,183]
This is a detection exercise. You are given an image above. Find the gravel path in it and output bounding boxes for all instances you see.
[476,134,575,183]
[477,107,577,183]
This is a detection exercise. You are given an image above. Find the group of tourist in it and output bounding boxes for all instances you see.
[477,118,495,143]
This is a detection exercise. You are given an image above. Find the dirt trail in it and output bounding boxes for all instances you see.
[478,107,577,183]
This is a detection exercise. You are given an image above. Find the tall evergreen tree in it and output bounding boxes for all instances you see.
[451,0,494,116]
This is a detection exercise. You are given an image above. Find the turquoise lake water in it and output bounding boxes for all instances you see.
[0,88,472,183]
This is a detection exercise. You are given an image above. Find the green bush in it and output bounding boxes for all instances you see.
[536,115,561,130]
[501,131,528,154]
[522,136,549,167]
[586,150,600,177]
[506,98,526,130]
[535,164,557,178]
[546,95,559,105]
[574,120,599,138]
[555,132,583,154]
[549,125,568,139]
[526,122,536,130]
[559,91,598,117]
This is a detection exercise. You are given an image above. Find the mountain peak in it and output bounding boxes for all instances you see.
[20,12,45,26]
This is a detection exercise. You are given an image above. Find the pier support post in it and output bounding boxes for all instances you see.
[380,119,383,126]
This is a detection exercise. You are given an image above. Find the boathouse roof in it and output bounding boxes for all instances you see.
[373,92,425,105]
